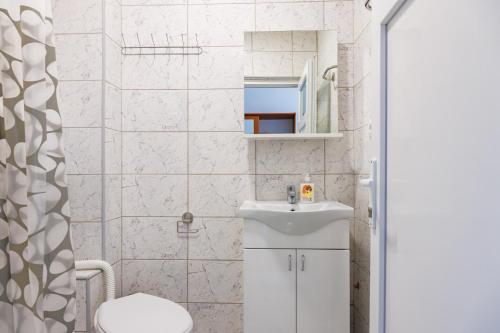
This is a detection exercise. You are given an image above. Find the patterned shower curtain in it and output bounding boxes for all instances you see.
[0,1,76,332]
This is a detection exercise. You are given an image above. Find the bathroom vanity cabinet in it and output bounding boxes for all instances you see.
[244,249,349,333]
[240,200,353,333]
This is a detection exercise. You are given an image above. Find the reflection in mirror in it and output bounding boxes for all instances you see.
[244,30,339,135]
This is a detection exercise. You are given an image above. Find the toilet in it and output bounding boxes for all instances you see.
[94,293,193,333]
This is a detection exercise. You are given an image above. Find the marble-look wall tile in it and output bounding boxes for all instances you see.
[122,55,187,89]
[105,0,122,44]
[53,0,102,34]
[122,175,188,216]
[292,31,317,51]
[339,87,354,131]
[256,174,325,201]
[105,218,122,265]
[353,23,371,86]
[256,3,323,31]
[354,0,371,40]
[324,1,354,44]
[325,174,355,207]
[122,217,187,259]
[68,175,102,221]
[71,222,102,260]
[353,307,370,333]
[63,128,101,174]
[189,218,243,260]
[188,303,243,333]
[58,81,102,128]
[188,260,243,303]
[112,262,122,298]
[105,175,121,220]
[252,31,292,51]
[353,75,371,129]
[353,124,371,174]
[251,52,293,77]
[256,140,324,174]
[89,273,105,330]
[105,83,121,131]
[354,219,370,272]
[123,0,186,4]
[122,90,187,131]
[122,132,188,174]
[244,53,253,76]
[188,4,255,46]
[292,51,316,76]
[122,5,187,39]
[352,263,370,324]
[188,89,243,131]
[189,175,254,217]
[189,47,244,89]
[75,280,86,332]
[105,129,121,175]
[56,34,102,81]
[105,37,122,88]
[325,132,354,174]
[189,0,251,3]
[338,43,354,88]
[122,260,188,302]
[189,132,254,174]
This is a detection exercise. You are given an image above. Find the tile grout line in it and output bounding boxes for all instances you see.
[101,0,107,261]
[119,0,124,298]
[186,2,191,305]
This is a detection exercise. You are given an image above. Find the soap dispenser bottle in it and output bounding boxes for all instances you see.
[300,174,315,203]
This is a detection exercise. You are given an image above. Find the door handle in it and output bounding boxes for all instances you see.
[301,255,305,271]
[360,159,377,231]
[288,254,292,271]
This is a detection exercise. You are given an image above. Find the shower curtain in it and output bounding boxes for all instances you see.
[0,1,76,332]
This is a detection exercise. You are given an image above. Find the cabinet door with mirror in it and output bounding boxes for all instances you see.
[244,30,340,138]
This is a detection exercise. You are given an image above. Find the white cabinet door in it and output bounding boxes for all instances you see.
[244,249,296,333]
[297,250,349,333]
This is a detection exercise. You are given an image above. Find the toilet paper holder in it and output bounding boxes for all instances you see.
[177,212,199,234]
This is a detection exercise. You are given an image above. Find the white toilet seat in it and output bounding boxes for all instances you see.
[94,293,193,333]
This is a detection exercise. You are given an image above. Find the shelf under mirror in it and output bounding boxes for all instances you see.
[244,133,343,140]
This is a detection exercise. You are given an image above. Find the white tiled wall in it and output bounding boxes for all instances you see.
[54,0,369,332]
[54,0,122,331]
[119,1,357,333]
[352,0,372,332]
[244,31,320,77]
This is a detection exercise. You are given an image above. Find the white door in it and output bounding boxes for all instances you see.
[244,249,296,333]
[297,250,349,333]
[381,1,500,332]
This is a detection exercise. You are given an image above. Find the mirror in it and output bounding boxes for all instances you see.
[244,30,339,136]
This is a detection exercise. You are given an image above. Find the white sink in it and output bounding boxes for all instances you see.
[239,200,353,235]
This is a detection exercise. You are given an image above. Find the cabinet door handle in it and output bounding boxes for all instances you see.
[301,255,305,271]
[288,254,292,271]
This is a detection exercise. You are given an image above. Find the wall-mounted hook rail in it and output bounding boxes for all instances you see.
[121,33,203,56]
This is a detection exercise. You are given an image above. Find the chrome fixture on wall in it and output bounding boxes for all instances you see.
[121,33,203,57]
[177,212,199,234]
[322,64,337,82]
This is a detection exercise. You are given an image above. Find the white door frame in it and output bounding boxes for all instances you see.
[369,1,408,333]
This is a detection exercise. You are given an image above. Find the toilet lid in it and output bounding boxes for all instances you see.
[96,293,193,333]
